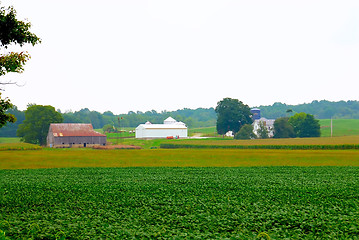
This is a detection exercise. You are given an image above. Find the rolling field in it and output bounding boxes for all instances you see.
[189,126,220,137]
[1,167,359,239]
[1,131,359,239]
[0,138,20,144]
[1,148,359,169]
[320,119,359,137]
[0,142,42,151]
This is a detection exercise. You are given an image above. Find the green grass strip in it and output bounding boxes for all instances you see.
[0,143,42,151]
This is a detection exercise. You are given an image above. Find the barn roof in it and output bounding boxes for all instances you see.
[49,123,106,137]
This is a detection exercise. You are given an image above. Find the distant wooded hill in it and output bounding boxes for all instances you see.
[0,100,358,137]
[258,100,359,119]
[0,107,216,137]
[62,108,217,129]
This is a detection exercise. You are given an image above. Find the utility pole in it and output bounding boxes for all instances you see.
[118,117,123,144]
[331,117,333,137]
[118,117,120,144]
[116,118,119,145]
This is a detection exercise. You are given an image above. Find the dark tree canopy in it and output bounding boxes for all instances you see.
[215,98,253,135]
[1,107,217,137]
[234,124,256,140]
[0,105,23,136]
[257,100,359,119]
[0,4,40,128]
[273,117,295,138]
[0,5,40,79]
[17,105,63,145]
[0,6,40,47]
[288,112,320,138]
[0,93,15,128]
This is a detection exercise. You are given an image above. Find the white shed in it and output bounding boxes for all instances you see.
[135,117,188,139]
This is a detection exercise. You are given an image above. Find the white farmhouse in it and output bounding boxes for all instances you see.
[135,117,188,139]
[253,117,275,138]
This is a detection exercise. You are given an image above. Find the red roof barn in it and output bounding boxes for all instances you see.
[47,123,106,148]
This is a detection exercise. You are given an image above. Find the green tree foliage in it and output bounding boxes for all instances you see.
[0,5,40,79]
[17,105,63,145]
[273,117,295,138]
[257,121,269,139]
[234,124,256,140]
[0,51,30,77]
[215,98,253,135]
[0,107,217,136]
[0,4,40,128]
[62,108,105,129]
[288,112,320,138]
[0,104,23,136]
[103,111,114,117]
[103,124,116,133]
[0,92,15,128]
[258,100,359,119]
[62,108,216,129]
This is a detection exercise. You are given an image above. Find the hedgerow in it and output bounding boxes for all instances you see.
[160,143,359,150]
[0,143,42,151]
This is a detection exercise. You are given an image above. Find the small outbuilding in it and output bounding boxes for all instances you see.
[135,117,188,139]
[47,123,106,148]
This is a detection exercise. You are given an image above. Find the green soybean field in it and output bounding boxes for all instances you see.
[1,167,359,239]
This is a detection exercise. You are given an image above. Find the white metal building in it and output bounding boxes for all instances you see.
[135,117,188,139]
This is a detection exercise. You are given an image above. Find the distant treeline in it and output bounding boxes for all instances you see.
[0,107,216,137]
[1,100,358,137]
[258,100,359,119]
[62,108,216,129]
[0,107,25,137]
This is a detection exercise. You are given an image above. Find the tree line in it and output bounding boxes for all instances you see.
[258,100,359,119]
[215,98,320,139]
[0,106,216,137]
[5,101,320,145]
[1,99,359,138]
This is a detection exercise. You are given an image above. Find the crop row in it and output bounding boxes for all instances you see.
[1,167,359,239]
[161,143,359,150]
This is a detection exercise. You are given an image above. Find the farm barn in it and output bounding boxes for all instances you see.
[47,123,106,148]
[135,117,188,139]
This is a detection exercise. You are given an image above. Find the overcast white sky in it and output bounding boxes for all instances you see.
[1,0,358,114]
